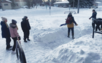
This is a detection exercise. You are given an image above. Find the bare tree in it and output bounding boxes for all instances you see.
[25,0,33,8]
[25,0,43,8]
[10,0,16,9]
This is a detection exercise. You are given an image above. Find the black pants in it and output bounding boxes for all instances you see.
[6,37,11,49]
[12,37,20,51]
[24,31,30,41]
[68,28,74,37]
[92,22,95,29]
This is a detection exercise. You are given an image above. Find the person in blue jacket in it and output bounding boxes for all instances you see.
[89,9,97,29]
[0,17,12,50]
[89,9,97,20]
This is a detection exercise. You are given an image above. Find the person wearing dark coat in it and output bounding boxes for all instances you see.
[21,16,31,42]
[89,9,97,20]
[89,9,99,31]
[0,17,12,50]
[66,13,78,39]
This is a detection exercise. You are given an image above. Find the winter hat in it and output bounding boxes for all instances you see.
[68,12,72,18]
[1,17,7,21]
[12,19,17,24]
[69,12,72,15]
[23,16,28,21]
[24,16,27,19]
[93,9,95,12]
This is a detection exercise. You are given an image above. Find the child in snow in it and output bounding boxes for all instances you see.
[9,19,20,54]
[21,16,31,42]
[66,13,78,39]
[0,17,12,50]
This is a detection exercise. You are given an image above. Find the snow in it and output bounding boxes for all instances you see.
[54,1,69,4]
[0,6,102,63]
[5,0,12,3]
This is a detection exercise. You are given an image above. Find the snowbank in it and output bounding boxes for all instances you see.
[40,34,102,63]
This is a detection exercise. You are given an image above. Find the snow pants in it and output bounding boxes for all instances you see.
[6,37,11,49]
[24,31,30,41]
[68,28,74,38]
[12,37,21,51]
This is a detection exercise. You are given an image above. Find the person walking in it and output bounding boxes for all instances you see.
[21,16,31,42]
[0,17,12,50]
[9,19,20,53]
[66,13,78,39]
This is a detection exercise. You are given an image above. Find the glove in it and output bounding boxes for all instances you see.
[60,24,63,26]
[89,17,91,19]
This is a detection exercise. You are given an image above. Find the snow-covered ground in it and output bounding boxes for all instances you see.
[0,6,102,63]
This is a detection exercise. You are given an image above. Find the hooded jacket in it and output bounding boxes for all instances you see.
[9,23,19,38]
[21,16,31,32]
[90,11,97,19]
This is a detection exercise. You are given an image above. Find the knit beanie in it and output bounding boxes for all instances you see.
[69,12,72,15]
[24,16,27,19]
[12,19,17,24]
[1,17,7,21]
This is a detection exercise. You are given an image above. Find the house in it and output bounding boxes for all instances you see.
[54,1,69,8]
[1,0,26,10]
[1,0,12,10]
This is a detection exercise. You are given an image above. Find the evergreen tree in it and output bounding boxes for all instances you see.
[26,0,30,8]
[68,0,95,8]
[34,0,42,4]
[51,0,56,6]
[44,0,56,6]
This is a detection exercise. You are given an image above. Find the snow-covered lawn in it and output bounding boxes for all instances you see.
[0,6,102,63]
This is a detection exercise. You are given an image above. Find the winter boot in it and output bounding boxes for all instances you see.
[72,34,75,39]
[6,46,12,50]
[24,40,27,42]
[27,39,30,41]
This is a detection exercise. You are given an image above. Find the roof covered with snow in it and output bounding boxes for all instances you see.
[1,0,12,3]
[6,0,12,2]
[54,1,69,4]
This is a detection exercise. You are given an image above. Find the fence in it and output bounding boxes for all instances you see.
[16,40,27,63]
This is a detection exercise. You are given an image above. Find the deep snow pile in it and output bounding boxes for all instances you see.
[0,6,102,63]
[40,34,102,63]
